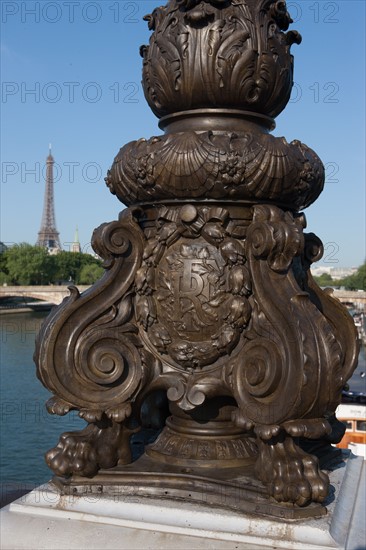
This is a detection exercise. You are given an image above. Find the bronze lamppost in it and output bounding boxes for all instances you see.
[35,0,358,519]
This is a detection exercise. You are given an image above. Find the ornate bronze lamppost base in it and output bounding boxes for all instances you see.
[53,394,327,520]
[35,0,359,519]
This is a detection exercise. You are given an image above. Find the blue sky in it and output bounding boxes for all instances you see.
[1,0,365,266]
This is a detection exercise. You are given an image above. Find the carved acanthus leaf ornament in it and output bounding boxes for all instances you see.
[141,0,301,118]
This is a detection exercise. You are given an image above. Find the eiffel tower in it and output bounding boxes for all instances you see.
[36,146,62,252]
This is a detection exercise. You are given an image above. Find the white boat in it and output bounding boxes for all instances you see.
[336,403,366,459]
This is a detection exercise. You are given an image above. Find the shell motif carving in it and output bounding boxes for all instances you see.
[107,131,324,210]
[141,0,301,118]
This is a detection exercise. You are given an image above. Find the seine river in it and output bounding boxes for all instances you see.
[1,310,365,489]
[0,311,84,489]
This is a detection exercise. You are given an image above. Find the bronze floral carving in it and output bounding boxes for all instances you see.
[35,0,359,518]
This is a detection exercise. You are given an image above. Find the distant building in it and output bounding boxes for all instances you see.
[311,266,358,279]
[36,146,62,254]
[71,227,81,253]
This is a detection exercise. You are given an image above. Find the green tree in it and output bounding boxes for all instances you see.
[53,251,103,284]
[0,250,9,284]
[4,244,56,285]
[78,263,105,285]
[336,262,366,291]
[53,251,84,283]
[0,245,104,286]
[313,272,334,286]
[0,272,10,285]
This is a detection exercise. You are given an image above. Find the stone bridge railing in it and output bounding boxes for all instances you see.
[332,289,366,307]
[0,286,91,305]
[1,286,364,308]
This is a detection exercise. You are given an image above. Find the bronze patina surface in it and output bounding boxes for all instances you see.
[35,0,359,518]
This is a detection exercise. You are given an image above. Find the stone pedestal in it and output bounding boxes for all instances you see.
[1,453,364,550]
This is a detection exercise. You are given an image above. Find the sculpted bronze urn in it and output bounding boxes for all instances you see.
[35,0,359,518]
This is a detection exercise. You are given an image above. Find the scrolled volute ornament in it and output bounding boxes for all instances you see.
[246,205,304,272]
[35,209,145,415]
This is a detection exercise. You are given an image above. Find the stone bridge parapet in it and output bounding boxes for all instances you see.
[332,289,366,308]
[0,286,91,305]
[1,286,364,308]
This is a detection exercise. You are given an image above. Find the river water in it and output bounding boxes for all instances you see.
[0,311,84,488]
[1,310,365,488]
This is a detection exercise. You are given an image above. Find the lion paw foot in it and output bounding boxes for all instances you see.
[46,426,100,477]
[256,433,329,506]
[46,421,128,477]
